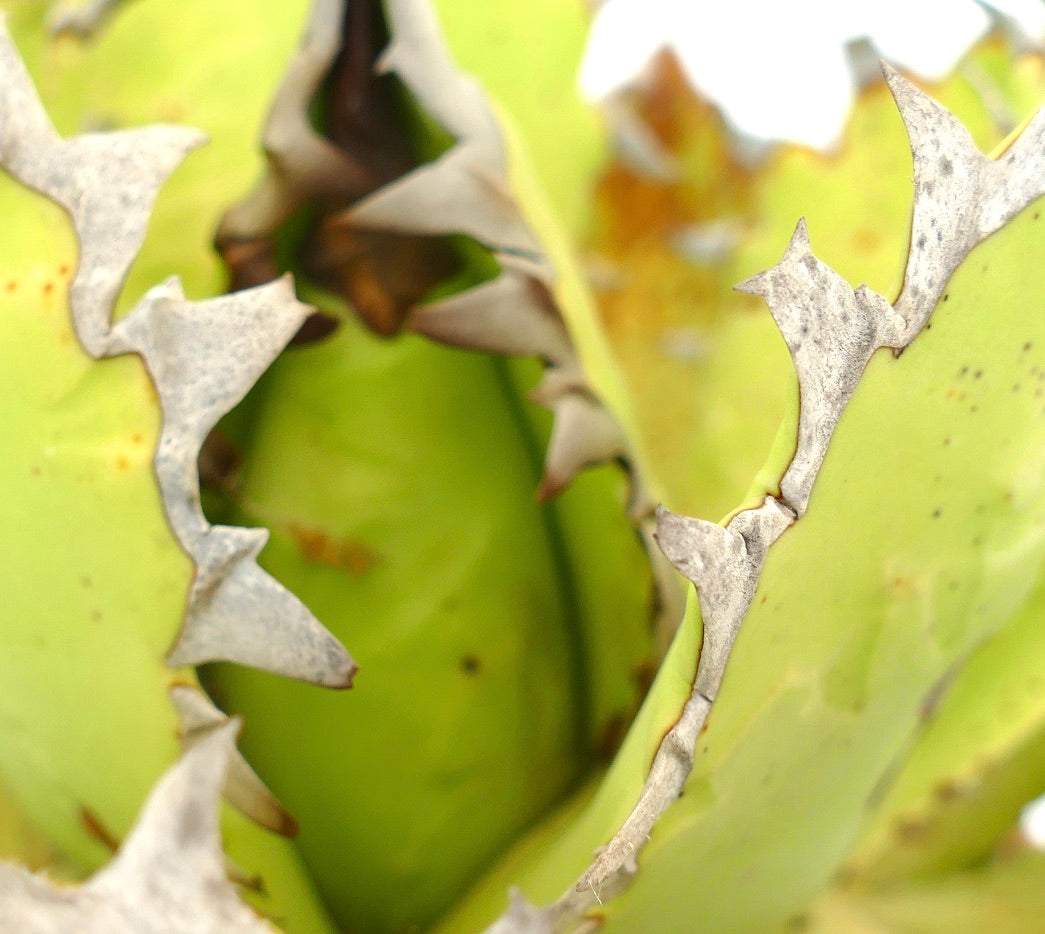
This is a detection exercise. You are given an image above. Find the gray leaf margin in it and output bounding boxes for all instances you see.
[483,66,1045,933]
[216,0,685,642]
[6,6,1045,933]
[0,721,276,934]
[0,17,355,690]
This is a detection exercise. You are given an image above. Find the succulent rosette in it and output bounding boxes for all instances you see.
[1,2,1045,933]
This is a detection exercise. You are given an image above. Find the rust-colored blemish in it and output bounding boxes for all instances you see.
[889,574,918,597]
[289,522,378,575]
[4,279,16,292]
[78,805,120,853]
[894,816,931,842]
[42,281,54,295]
[850,227,882,255]
[933,779,965,803]
[114,454,130,471]
[57,264,70,276]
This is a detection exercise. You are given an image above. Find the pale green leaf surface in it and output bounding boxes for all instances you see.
[842,485,1045,885]
[804,851,1045,934]
[0,8,344,929]
[0,724,277,933]
[590,46,1045,521]
[0,153,188,873]
[598,189,1045,933]
[201,293,653,931]
[440,53,1045,931]
[430,0,605,239]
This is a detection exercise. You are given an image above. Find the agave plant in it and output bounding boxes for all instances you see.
[1,1,1044,932]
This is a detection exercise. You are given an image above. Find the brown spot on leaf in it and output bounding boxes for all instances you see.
[78,806,119,853]
[850,227,881,255]
[895,816,930,842]
[289,523,377,575]
[934,779,964,802]
[890,574,919,597]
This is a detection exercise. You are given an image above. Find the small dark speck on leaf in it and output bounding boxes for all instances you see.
[895,817,930,841]
[78,806,120,853]
[942,292,949,302]
[460,654,482,676]
[932,508,942,519]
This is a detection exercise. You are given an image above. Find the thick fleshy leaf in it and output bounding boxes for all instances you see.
[217,0,658,522]
[470,58,1045,934]
[584,46,1045,522]
[0,723,274,934]
[170,684,298,838]
[803,851,1045,934]
[0,8,345,931]
[0,12,352,687]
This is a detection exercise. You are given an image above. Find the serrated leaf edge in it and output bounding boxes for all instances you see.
[0,721,275,932]
[483,65,1045,933]
[0,17,355,689]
